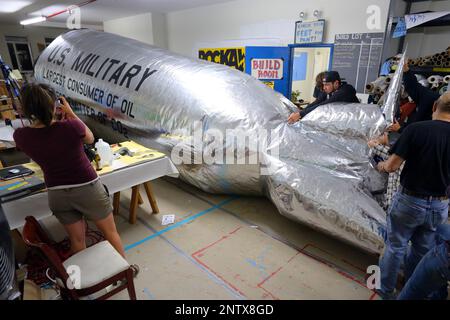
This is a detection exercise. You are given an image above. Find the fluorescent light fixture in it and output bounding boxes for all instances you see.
[0,0,32,13]
[20,16,47,25]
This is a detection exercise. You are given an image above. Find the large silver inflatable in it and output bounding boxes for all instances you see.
[35,29,388,254]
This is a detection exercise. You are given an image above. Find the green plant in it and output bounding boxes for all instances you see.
[291,90,301,103]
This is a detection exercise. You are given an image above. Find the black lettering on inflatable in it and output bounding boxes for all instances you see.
[94,58,110,78]
[101,59,120,81]
[47,46,61,63]
[85,55,100,76]
[119,65,142,88]
[120,99,135,118]
[111,118,117,131]
[135,68,157,91]
[82,54,96,74]
[72,52,93,72]
[56,48,71,65]
[109,62,128,85]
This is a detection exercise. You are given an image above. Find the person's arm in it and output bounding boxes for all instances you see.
[288,92,327,122]
[377,154,404,173]
[377,124,415,173]
[299,92,327,117]
[403,69,429,105]
[59,96,94,144]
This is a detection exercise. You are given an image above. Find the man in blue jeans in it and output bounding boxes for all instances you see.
[397,223,450,300]
[376,92,450,299]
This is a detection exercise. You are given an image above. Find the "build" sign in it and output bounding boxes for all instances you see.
[251,59,283,80]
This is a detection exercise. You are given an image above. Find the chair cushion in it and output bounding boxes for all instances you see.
[62,241,129,289]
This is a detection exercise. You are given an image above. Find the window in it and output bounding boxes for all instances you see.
[5,36,34,72]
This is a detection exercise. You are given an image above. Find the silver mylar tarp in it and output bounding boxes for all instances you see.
[34,29,388,254]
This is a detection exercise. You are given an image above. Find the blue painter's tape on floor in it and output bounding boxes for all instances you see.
[124,196,239,252]
[134,213,245,300]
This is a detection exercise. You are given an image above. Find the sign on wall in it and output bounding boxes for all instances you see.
[294,20,325,44]
[405,11,450,29]
[245,46,291,98]
[198,47,245,71]
[250,59,284,80]
[332,33,384,93]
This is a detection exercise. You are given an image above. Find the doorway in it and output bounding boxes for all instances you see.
[289,44,333,104]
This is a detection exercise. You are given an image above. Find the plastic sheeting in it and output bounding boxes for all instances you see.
[35,29,388,254]
[382,51,407,126]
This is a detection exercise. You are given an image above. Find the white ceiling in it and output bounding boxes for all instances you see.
[0,0,237,26]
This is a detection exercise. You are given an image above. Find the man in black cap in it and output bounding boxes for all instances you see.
[288,71,360,124]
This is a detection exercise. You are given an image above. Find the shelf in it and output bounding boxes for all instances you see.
[410,66,450,76]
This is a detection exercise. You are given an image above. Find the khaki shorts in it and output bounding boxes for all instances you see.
[48,179,113,225]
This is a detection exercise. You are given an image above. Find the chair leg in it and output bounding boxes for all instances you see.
[143,181,159,214]
[126,268,137,300]
[113,192,120,215]
[129,186,139,224]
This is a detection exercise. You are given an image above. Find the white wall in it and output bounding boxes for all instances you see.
[152,13,169,49]
[0,24,67,69]
[404,0,450,58]
[103,12,154,45]
[166,0,391,57]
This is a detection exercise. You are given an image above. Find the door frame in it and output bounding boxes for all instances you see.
[287,43,334,100]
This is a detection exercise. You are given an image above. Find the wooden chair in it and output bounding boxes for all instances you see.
[22,216,136,300]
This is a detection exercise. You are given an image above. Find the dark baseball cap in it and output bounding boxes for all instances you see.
[322,71,341,83]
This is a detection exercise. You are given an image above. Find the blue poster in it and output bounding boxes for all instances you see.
[292,53,308,81]
[393,17,407,38]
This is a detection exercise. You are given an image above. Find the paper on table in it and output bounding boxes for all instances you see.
[0,126,15,142]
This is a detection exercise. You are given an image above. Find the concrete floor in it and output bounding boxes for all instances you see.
[40,176,382,300]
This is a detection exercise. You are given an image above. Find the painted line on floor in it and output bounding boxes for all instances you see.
[124,196,238,251]
[123,211,245,300]
[302,243,367,273]
[164,179,376,299]
[192,227,247,298]
[142,287,155,300]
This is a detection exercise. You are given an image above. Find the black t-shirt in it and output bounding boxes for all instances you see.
[390,120,450,197]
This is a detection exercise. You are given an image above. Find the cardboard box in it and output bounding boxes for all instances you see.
[0,98,17,120]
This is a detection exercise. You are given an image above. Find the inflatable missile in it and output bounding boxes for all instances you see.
[35,29,387,254]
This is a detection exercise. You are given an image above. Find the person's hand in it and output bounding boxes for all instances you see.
[58,96,77,120]
[288,112,301,124]
[403,59,410,73]
[368,138,379,148]
[380,132,389,145]
[377,161,386,173]
[387,120,401,132]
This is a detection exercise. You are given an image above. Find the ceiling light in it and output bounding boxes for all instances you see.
[20,16,47,25]
[0,0,32,13]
